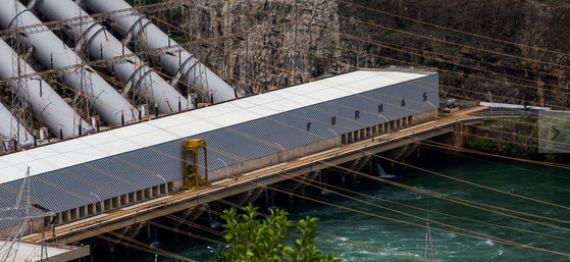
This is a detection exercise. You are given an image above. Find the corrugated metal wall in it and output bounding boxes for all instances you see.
[0,74,439,222]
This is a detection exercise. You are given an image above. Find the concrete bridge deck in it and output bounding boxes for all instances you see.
[24,106,490,244]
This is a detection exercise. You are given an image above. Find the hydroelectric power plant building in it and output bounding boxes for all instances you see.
[0,68,439,237]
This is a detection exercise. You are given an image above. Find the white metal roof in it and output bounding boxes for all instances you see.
[0,240,85,261]
[0,69,433,183]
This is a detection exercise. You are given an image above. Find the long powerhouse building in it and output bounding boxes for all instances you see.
[0,69,438,231]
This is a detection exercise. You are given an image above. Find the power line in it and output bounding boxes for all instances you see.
[266,185,570,258]
[18,104,568,258]
[210,199,438,261]
[220,0,570,107]
[0,0,189,37]
[334,0,570,59]
[279,1,570,71]
[6,47,556,239]
[280,169,570,241]
[3,3,568,256]
[150,6,570,110]
[421,140,570,170]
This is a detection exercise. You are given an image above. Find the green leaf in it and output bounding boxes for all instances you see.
[214,205,342,262]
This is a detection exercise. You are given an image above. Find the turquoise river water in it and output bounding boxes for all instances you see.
[116,148,570,262]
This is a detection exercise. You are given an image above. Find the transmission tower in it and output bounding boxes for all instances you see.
[179,2,210,103]
[39,231,49,262]
[424,222,434,261]
[131,0,156,118]
[0,167,52,262]
[0,167,29,261]
[72,2,95,132]
[9,1,32,146]
[72,66,95,134]
[188,42,210,103]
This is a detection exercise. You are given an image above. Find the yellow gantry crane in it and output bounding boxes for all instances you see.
[182,139,209,190]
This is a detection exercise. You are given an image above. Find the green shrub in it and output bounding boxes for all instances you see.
[466,136,492,152]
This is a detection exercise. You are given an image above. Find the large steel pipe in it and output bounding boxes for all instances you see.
[85,0,239,103]
[0,0,137,126]
[0,39,93,138]
[0,102,33,149]
[35,0,191,114]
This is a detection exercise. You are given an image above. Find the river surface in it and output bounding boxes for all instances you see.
[117,148,570,262]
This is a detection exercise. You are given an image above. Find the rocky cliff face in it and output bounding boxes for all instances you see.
[347,0,570,108]
[162,0,341,95]
[160,0,570,107]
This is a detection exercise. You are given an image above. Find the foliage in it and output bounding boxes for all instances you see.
[523,115,537,122]
[466,136,492,152]
[216,203,342,262]
[172,35,188,44]
[170,8,182,19]
[544,154,556,162]
[502,139,518,157]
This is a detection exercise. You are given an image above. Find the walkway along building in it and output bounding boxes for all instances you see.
[0,68,439,238]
